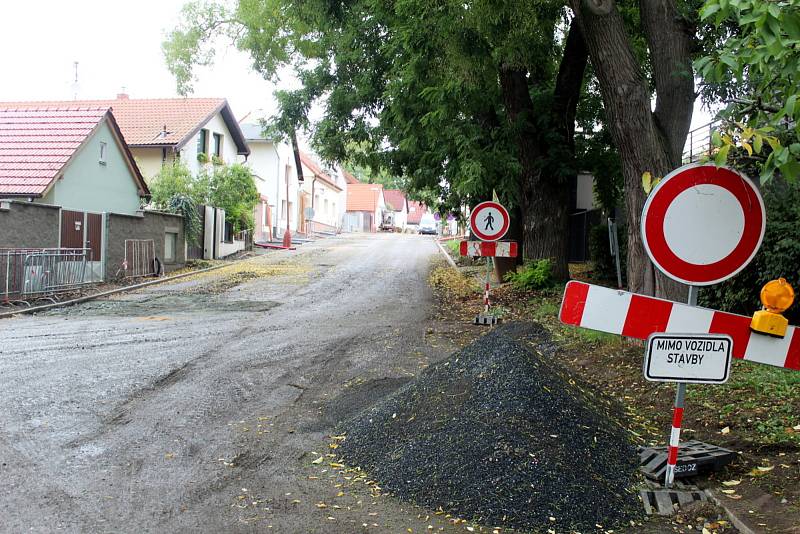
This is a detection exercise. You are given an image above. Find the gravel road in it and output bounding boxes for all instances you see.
[0,234,468,533]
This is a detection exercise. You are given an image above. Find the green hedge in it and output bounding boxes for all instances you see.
[700,180,800,323]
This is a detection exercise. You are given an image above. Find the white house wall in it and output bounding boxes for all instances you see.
[301,162,343,229]
[130,111,243,183]
[179,112,241,176]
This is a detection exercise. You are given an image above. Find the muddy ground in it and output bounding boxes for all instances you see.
[0,234,481,533]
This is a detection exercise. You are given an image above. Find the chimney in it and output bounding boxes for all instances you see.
[116,93,129,100]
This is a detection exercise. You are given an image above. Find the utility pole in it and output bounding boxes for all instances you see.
[284,130,304,247]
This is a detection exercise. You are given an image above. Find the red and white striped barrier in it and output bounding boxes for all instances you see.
[560,281,800,371]
[460,241,518,258]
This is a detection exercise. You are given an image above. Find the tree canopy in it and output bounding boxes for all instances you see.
[697,0,800,183]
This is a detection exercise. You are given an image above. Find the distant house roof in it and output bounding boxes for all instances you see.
[300,152,342,191]
[0,96,250,155]
[407,200,428,224]
[347,183,384,212]
[0,106,148,198]
[342,169,360,184]
[383,189,407,212]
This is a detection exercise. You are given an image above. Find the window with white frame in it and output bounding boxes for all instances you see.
[99,141,107,164]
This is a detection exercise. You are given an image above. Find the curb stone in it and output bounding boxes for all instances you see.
[435,239,458,269]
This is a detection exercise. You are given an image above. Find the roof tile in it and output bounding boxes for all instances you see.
[0,98,248,154]
[0,106,107,196]
[346,183,383,212]
[383,189,407,212]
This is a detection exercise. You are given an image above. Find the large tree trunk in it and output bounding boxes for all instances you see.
[569,0,694,299]
[499,67,571,281]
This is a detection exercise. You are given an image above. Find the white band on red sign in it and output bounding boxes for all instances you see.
[460,241,518,258]
[641,164,765,286]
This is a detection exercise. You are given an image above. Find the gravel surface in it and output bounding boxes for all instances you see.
[0,234,474,533]
[338,322,644,532]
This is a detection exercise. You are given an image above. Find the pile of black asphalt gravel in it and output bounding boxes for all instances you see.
[337,322,643,532]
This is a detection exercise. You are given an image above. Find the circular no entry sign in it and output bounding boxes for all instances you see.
[641,164,765,286]
[470,201,510,241]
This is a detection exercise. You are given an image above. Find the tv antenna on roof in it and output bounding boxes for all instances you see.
[71,61,80,100]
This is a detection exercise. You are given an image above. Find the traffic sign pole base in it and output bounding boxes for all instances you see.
[638,440,736,481]
[474,314,500,326]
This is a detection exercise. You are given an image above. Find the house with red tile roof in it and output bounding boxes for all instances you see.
[341,169,360,184]
[382,189,409,230]
[406,200,428,227]
[1,95,250,180]
[299,152,345,232]
[343,183,385,232]
[0,106,148,215]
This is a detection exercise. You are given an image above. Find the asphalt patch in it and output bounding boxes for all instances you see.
[337,322,643,531]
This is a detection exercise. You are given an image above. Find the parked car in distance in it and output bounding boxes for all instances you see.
[418,213,438,235]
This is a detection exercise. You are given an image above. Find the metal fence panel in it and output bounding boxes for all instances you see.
[2,248,90,302]
[122,239,157,278]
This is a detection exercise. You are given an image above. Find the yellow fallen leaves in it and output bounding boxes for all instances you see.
[311,456,324,465]
[749,465,775,476]
[721,480,741,486]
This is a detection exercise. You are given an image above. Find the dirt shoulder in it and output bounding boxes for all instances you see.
[427,254,800,533]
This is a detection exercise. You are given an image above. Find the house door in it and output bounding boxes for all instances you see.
[61,210,104,281]
[85,213,103,262]
[298,194,307,234]
[61,210,84,249]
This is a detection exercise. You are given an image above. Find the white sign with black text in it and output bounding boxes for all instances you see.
[644,333,733,384]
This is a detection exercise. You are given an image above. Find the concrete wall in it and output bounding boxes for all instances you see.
[106,210,185,278]
[0,201,60,249]
[39,121,144,215]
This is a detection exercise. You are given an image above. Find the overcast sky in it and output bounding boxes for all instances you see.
[0,0,713,136]
[0,0,292,123]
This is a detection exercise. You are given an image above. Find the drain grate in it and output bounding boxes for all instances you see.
[639,440,736,481]
[640,487,708,515]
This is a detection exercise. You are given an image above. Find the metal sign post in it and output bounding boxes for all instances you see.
[484,257,492,315]
[665,286,695,488]
[607,217,623,289]
[467,201,512,326]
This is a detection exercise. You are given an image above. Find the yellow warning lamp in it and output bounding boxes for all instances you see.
[750,278,795,338]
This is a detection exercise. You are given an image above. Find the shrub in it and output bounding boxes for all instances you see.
[168,194,202,246]
[700,179,800,323]
[210,164,259,232]
[504,259,555,290]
